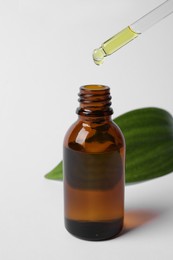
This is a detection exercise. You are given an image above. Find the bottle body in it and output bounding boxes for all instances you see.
[63,85,125,240]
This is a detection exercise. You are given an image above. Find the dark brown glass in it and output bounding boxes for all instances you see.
[63,85,125,241]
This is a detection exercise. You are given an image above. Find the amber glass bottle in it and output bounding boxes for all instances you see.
[63,85,125,241]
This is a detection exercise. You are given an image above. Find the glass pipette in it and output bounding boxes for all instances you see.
[93,0,173,65]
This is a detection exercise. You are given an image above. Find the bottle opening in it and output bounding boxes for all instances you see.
[81,85,109,91]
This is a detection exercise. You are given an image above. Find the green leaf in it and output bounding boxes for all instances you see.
[45,107,173,183]
[114,107,173,183]
[45,161,63,180]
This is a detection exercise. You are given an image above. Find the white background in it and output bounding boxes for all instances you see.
[0,0,173,259]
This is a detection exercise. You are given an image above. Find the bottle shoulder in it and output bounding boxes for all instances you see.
[64,118,125,153]
[110,121,125,142]
[63,119,83,142]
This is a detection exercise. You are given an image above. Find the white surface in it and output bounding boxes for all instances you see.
[0,1,173,259]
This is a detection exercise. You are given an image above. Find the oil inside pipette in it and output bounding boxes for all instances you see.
[93,26,139,65]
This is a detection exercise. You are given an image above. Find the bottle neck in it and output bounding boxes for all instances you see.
[76,85,113,119]
[78,115,112,125]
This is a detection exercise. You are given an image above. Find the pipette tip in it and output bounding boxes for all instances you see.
[93,47,106,65]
